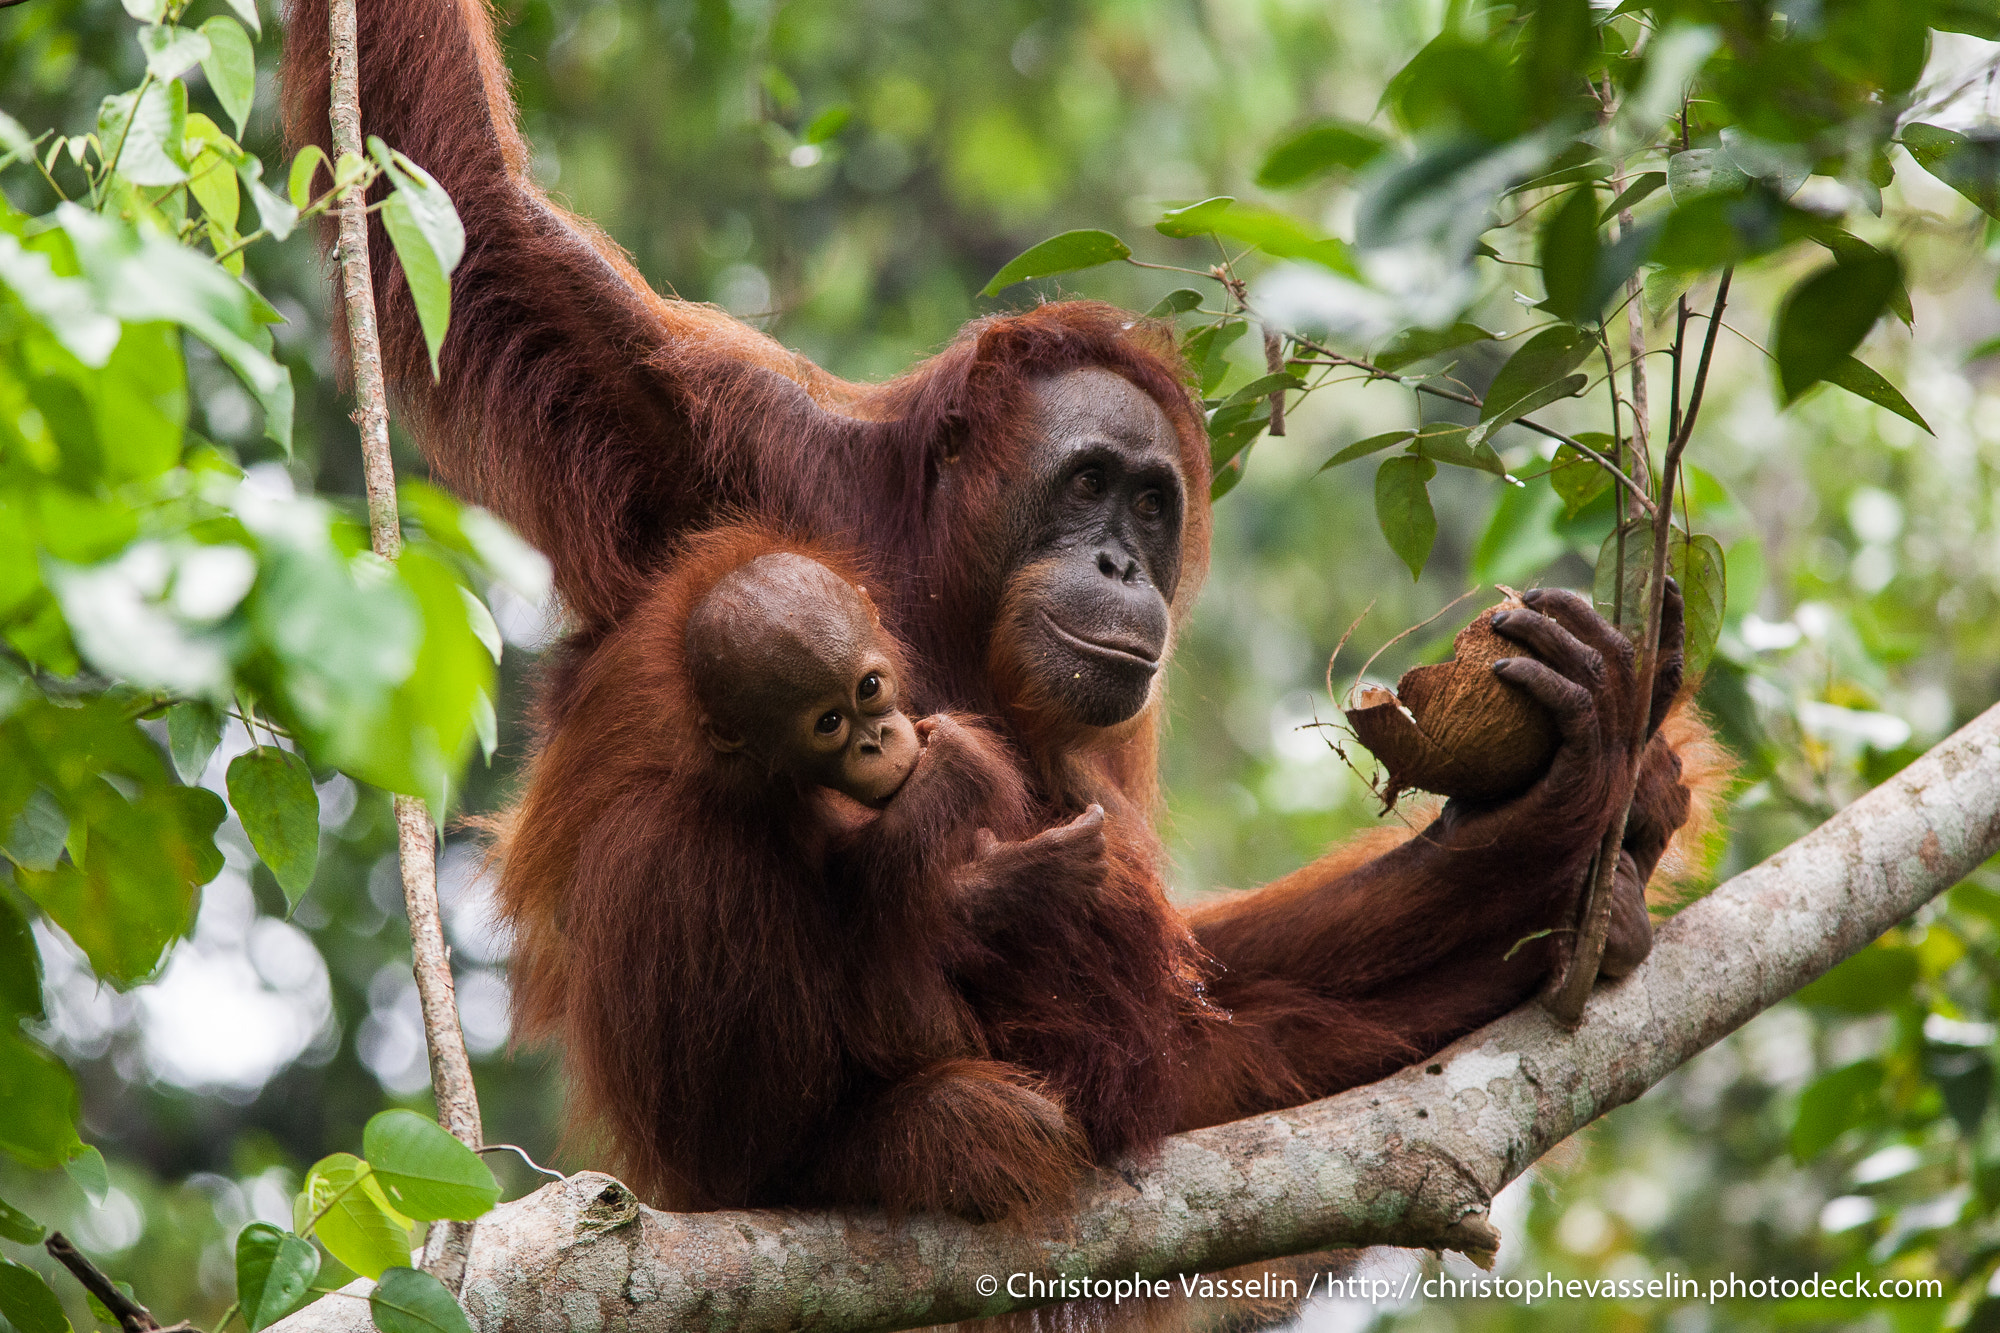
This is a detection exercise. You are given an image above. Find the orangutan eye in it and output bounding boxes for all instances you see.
[858,673,881,700]
[816,711,843,735]
[1134,490,1162,518]
[1073,467,1105,498]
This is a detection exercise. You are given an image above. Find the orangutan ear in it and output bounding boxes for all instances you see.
[700,717,747,753]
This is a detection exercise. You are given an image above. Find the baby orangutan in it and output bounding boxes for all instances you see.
[500,523,1114,1220]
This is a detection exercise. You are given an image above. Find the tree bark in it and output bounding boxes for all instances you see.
[265,701,2000,1333]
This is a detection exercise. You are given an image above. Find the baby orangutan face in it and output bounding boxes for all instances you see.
[686,553,921,806]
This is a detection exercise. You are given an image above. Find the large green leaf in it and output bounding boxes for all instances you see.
[138,23,210,80]
[0,1027,81,1170]
[1902,123,2000,220]
[979,229,1131,296]
[1772,248,1900,402]
[227,748,320,908]
[1255,119,1385,189]
[1593,524,1726,675]
[369,1268,474,1333]
[15,782,224,987]
[1318,430,1414,472]
[1372,323,1493,373]
[363,1110,500,1222]
[1821,356,1931,434]
[235,1222,321,1332]
[1538,186,1601,324]
[1144,288,1204,319]
[1549,434,1615,518]
[0,893,41,1022]
[167,700,224,784]
[295,1153,415,1280]
[1374,455,1438,581]
[198,16,256,139]
[0,1195,43,1246]
[5,788,66,874]
[97,79,188,188]
[0,1260,70,1333]
[1479,325,1596,427]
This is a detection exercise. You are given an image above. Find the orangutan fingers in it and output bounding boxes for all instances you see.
[1521,586,1636,675]
[1492,657,1597,752]
[1490,608,1604,690]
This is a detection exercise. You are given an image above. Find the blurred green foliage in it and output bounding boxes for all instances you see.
[2,0,2000,1329]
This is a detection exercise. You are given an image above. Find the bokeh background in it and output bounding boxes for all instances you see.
[4,0,2000,1327]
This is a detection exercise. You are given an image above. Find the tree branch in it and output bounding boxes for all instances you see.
[262,702,2000,1333]
[326,0,484,1289]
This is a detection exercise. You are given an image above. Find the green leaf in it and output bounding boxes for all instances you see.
[1144,288,1204,319]
[235,1222,320,1332]
[120,0,167,22]
[1155,196,1234,238]
[363,1110,500,1222]
[1665,147,1749,203]
[1375,455,1438,581]
[369,1267,475,1333]
[185,119,242,236]
[15,779,224,987]
[1255,119,1386,189]
[1183,319,1248,397]
[1318,430,1414,472]
[1599,171,1665,222]
[139,23,211,81]
[220,0,260,37]
[226,748,320,907]
[198,17,257,140]
[0,1260,70,1333]
[383,192,452,378]
[242,169,298,244]
[0,893,43,1022]
[1206,400,1270,469]
[1479,325,1596,426]
[1210,455,1247,501]
[1791,1059,1884,1161]
[1934,0,2000,37]
[97,80,189,187]
[0,234,120,366]
[801,104,851,144]
[6,788,66,874]
[1373,323,1494,373]
[1525,0,1592,120]
[0,1195,43,1246]
[287,145,328,210]
[1821,356,1931,434]
[295,1153,414,1280]
[0,1028,80,1169]
[64,1144,109,1207]
[1549,437,1614,518]
[1412,423,1506,477]
[167,701,225,784]
[460,587,502,664]
[1470,373,1586,446]
[1902,123,2000,220]
[1538,186,1601,324]
[1772,248,1900,402]
[979,229,1131,296]
[1796,944,1919,1013]
[1593,524,1726,674]
[1216,372,1305,412]
[1813,226,1912,326]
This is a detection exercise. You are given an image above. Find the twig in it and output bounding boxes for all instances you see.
[1545,267,1731,1025]
[1262,325,1287,436]
[326,0,484,1293]
[45,1232,170,1333]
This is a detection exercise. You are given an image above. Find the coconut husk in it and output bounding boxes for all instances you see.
[1344,596,1561,804]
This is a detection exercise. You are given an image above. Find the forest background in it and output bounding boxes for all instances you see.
[3,0,2000,1329]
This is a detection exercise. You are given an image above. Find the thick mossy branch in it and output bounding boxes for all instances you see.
[268,702,2000,1333]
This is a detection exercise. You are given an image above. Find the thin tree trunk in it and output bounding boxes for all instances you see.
[326,0,483,1290]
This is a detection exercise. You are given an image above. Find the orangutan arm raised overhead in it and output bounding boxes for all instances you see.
[280,0,843,631]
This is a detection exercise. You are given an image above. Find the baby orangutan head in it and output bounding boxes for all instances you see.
[685,553,920,806]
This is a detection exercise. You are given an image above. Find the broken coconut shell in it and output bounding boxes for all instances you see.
[1345,597,1561,804]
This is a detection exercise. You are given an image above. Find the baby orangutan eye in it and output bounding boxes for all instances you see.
[858,673,881,700]
[1135,490,1162,518]
[816,711,843,735]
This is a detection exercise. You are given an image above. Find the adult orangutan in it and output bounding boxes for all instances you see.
[281,0,1711,1208]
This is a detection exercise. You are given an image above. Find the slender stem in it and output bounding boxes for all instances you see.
[97,71,154,206]
[1545,268,1730,1025]
[1262,325,1287,437]
[45,1232,160,1333]
[326,0,483,1292]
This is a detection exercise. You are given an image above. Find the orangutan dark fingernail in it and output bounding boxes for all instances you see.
[1490,610,1510,628]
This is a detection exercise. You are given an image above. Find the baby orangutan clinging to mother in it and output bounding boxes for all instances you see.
[497,521,1167,1221]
